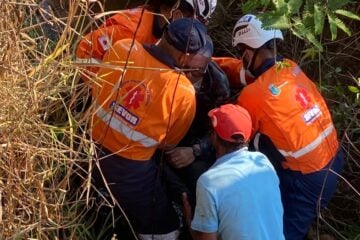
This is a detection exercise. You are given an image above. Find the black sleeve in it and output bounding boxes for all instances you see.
[201,60,231,107]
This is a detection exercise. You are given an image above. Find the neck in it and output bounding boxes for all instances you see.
[157,39,180,58]
[216,147,235,158]
[253,48,276,70]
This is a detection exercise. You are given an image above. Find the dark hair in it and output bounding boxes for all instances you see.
[263,39,281,49]
[217,133,247,151]
[146,0,178,11]
[147,0,194,16]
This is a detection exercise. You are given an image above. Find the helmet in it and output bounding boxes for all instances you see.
[232,14,283,49]
[185,0,217,21]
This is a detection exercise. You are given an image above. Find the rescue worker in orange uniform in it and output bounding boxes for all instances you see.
[89,18,210,239]
[75,0,217,76]
[232,14,344,240]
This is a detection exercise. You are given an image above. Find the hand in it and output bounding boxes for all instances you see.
[182,192,192,227]
[166,147,195,168]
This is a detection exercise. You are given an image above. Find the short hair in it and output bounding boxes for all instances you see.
[217,133,247,150]
[147,0,194,16]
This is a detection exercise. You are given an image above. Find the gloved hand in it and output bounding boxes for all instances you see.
[166,147,195,169]
[201,60,231,107]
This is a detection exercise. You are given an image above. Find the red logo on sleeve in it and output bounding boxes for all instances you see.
[295,88,311,109]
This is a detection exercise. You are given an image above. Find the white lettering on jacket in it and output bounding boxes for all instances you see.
[303,104,322,124]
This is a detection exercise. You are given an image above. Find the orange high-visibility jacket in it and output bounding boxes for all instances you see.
[238,59,339,173]
[212,57,255,88]
[76,7,157,73]
[89,39,196,160]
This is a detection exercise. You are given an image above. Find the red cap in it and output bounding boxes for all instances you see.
[208,104,252,143]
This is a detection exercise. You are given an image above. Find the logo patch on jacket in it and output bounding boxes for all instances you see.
[268,83,281,96]
[98,35,111,51]
[295,87,311,108]
[121,80,149,110]
[111,80,150,126]
[110,101,139,126]
[303,105,322,124]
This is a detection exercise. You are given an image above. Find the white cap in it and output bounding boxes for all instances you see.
[185,0,217,20]
[232,14,283,49]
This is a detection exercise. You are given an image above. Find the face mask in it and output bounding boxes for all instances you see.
[239,66,255,86]
[243,49,256,77]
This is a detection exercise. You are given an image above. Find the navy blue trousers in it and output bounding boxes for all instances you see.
[251,134,344,240]
[92,147,179,235]
[277,149,344,240]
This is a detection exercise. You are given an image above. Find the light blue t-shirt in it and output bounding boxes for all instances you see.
[191,147,284,240]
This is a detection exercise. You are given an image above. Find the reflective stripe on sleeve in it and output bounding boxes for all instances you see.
[278,125,334,159]
[96,106,158,147]
[253,132,261,151]
[74,57,102,65]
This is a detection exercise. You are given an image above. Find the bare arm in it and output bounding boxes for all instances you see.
[182,193,217,240]
[191,230,217,240]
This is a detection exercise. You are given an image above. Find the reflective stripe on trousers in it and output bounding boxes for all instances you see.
[138,230,180,240]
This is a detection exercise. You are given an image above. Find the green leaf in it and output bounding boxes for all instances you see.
[287,0,303,14]
[304,31,323,51]
[272,0,288,13]
[334,16,352,36]
[348,86,359,94]
[302,9,315,32]
[260,0,271,5]
[260,13,291,29]
[301,47,318,62]
[314,4,325,35]
[290,28,305,39]
[327,13,338,40]
[273,0,286,9]
[292,19,323,51]
[335,9,360,21]
[327,0,351,11]
[275,60,291,72]
[242,1,260,13]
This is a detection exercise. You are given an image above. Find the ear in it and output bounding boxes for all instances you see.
[177,53,189,68]
[159,5,172,19]
[171,9,184,20]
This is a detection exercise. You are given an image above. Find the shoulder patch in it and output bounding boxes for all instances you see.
[98,35,111,51]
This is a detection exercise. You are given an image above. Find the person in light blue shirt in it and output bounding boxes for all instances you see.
[184,104,284,240]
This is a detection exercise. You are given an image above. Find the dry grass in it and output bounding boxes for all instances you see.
[0,0,97,239]
[0,0,359,239]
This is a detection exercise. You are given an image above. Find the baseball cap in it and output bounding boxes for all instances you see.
[198,35,213,58]
[208,104,252,143]
[165,18,207,54]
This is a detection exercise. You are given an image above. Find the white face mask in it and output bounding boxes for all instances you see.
[237,49,255,85]
[239,66,255,86]
[243,49,257,78]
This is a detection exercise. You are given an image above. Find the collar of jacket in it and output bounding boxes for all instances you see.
[143,44,177,69]
[152,14,166,39]
[253,55,284,78]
